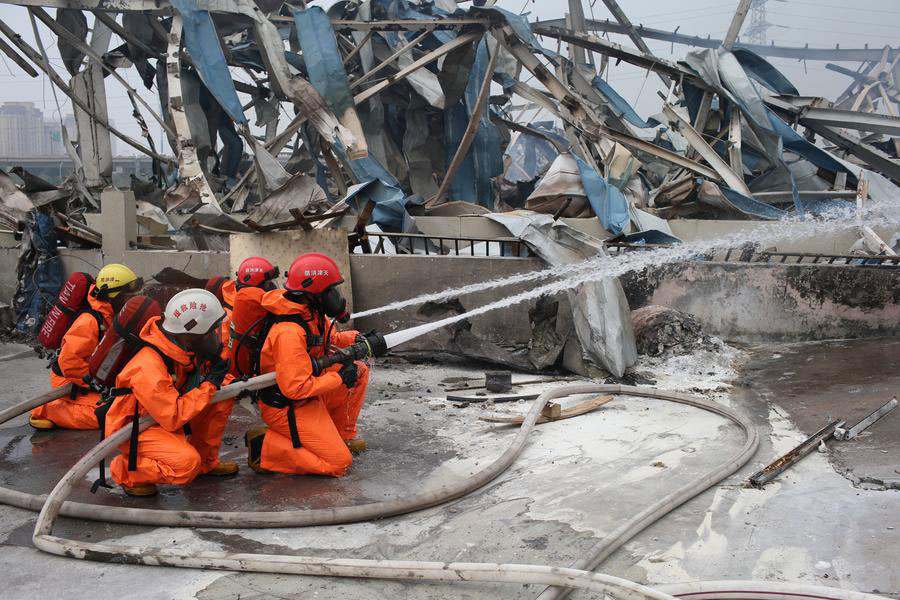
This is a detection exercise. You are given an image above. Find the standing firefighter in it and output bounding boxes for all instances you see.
[245,253,387,476]
[103,289,236,497]
[30,263,142,430]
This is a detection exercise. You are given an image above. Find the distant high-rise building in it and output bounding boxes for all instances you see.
[0,102,81,157]
[0,102,44,157]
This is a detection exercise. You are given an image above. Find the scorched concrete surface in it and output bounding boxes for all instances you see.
[0,340,897,599]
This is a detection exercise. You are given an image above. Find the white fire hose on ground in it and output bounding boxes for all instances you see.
[0,375,887,600]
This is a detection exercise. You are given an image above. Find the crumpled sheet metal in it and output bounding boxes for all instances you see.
[527,152,630,235]
[246,173,327,226]
[527,153,586,201]
[487,211,637,378]
[445,38,503,208]
[697,180,786,220]
[171,0,247,125]
[293,6,368,156]
[0,171,35,213]
[239,0,363,159]
[591,75,653,129]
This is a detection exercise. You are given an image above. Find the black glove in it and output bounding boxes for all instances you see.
[204,357,231,389]
[363,331,388,358]
[339,362,358,388]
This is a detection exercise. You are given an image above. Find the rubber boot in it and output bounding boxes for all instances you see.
[28,415,55,430]
[203,461,239,477]
[244,426,269,474]
[345,438,367,454]
[123,483,158,497]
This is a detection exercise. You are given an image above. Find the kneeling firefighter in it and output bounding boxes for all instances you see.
[103,289,237,496]
[245,252,387,476]
[30,263,142,430]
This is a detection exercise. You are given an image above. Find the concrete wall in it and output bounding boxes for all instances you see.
[350,254,544,345]
[621,262,900,342]
[0,244,227,305]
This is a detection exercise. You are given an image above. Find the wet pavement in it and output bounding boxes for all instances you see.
[0,340,897,599]
[737,337,900,488]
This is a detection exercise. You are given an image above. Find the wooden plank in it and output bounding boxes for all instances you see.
[479,395,614,425]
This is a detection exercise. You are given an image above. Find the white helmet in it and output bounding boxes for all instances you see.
[162,289,225,335]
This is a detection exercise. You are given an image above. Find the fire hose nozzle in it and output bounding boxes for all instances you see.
[310,340,373,376]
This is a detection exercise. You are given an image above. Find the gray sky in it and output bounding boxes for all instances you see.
[0,0,897,156]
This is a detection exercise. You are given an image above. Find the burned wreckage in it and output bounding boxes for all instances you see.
[1,0,898,377]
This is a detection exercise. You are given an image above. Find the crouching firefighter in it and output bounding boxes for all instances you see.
[245,253,387,476]
[103,289,237,497]
[30,263,143,430]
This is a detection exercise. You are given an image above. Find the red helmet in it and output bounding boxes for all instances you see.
[284,253,343,295]
[236,256,278,288]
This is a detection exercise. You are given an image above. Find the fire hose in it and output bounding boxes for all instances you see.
[0,377,889,600]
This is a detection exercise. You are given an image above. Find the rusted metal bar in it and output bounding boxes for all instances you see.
[748,419,844,488]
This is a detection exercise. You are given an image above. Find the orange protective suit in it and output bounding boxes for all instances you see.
[31,287,114,429]
[257,289,368,476]
[105,316,234,487]
[228,284,268,377]
[219,279,236,359]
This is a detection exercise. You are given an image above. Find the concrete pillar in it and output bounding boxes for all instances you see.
[100,187,136,263]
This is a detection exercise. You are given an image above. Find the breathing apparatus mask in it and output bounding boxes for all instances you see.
[321,287,350,324]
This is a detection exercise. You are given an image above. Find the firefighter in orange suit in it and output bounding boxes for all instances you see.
[30,263,143,430]
[244,253,387,476]
[205,276,236,359]
[104,288,237,497]
[228,256,280,377]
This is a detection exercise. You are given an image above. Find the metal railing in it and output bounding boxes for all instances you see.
[363,232,534,257]
[603,241,900,267]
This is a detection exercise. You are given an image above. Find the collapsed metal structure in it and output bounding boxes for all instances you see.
[0,0,897,242]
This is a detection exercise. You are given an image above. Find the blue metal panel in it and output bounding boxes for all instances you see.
[292,7,353,118]
[170,0,246,124]
[573,155,630,235]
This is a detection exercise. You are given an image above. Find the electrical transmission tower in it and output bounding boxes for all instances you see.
[745,0,772,45]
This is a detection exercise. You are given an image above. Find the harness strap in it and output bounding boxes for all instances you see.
[286,407,302,449]
[91,386,131,492]
[128,395,140,472]
[259,387,305,449]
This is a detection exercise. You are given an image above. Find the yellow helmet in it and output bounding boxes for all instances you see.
[92,263,142,299]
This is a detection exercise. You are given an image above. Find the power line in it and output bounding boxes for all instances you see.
[782,0,900,15]
[767,10,900,30]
